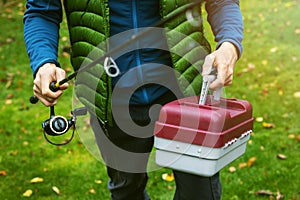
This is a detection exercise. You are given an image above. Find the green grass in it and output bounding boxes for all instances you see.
[0,0,299,199]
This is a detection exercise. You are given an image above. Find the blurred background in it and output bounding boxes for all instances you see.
[0,0,299,199]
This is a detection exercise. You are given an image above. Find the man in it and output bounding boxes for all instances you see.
[24,0,243,199]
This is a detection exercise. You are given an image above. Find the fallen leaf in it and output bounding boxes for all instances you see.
[255,190,274,196]
[277,154,287,160]
[89,188,96,194]
[296,135,300,142]
[6,93,14,99]
[6,37,14,43]
[162,173,174,182]
[293,91,300,98]
[5,99,12,105]
[288,134,295,139]
[228,166,236,173]
[262,122,275,129]
[30,177,44,183]
[247,157,257,167]
[62,52,70,57]
[239,162,247,169]
[0,170,7,176]
[94,180,102,184]
[23,189,33,197]
[52,186,60,195]
[255,117,264,122]
[5,72,14,89]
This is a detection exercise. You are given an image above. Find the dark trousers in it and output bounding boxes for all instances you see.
[90,90,222,200]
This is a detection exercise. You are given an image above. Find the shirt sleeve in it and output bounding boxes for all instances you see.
[23,0,63,77]
[205,0,244,58]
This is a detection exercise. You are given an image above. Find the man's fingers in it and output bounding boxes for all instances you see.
[32,63,69,107]
[202,55,214,75]
[209,79,222,90]
[33,79,62,106]
[36,93,58,107]
[225,73,233,86]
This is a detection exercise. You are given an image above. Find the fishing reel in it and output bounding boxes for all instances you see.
[30,82,87,146]
[41,106,87,146]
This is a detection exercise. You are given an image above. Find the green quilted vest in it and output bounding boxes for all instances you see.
[63,0,211,127]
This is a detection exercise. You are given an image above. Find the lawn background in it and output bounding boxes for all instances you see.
[0,0,299,199]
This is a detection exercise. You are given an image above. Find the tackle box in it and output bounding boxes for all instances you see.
[154,95,254,176]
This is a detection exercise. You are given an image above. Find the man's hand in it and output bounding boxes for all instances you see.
[202,42,238,90]
[33,63,69,106]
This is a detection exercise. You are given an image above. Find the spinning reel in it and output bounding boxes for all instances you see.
[30,82,87,146]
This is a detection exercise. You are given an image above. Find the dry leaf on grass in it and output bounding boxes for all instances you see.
[228,166,236,173]
[162,173,174,182]
[95,180,102,184]
[247,157,257,167]
[238,162,247,169]
[52,186,60,195]
[255,190,274,196]
[23,189,33,197]
[5,73,14,89]
[293,91,300,98]
[262,122,276,129]
[277,154,287,160]
[255,117,264,122]
[296,135,300,143]
[254,189,284,199]
[0,170,7,176]
[30,177,44,183]
[89,188,96,194]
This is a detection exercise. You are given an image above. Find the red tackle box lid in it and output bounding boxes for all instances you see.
[154,95,254,148]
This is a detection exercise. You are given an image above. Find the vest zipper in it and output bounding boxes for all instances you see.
[132,0,150,104]
[104,75,111,132]
[104,9,112,131]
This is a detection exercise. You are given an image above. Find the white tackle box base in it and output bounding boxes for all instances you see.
[154,132,251,177]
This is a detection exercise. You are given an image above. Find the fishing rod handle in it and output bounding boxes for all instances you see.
[29,81,59,104]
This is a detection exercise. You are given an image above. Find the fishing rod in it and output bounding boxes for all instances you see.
[29,0,203,145]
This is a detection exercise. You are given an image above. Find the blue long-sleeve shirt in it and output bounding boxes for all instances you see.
[24,0,243,104]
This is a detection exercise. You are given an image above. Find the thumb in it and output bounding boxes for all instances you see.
[55,68,69,90]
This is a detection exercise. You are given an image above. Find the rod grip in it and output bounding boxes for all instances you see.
[29,81,59,104]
